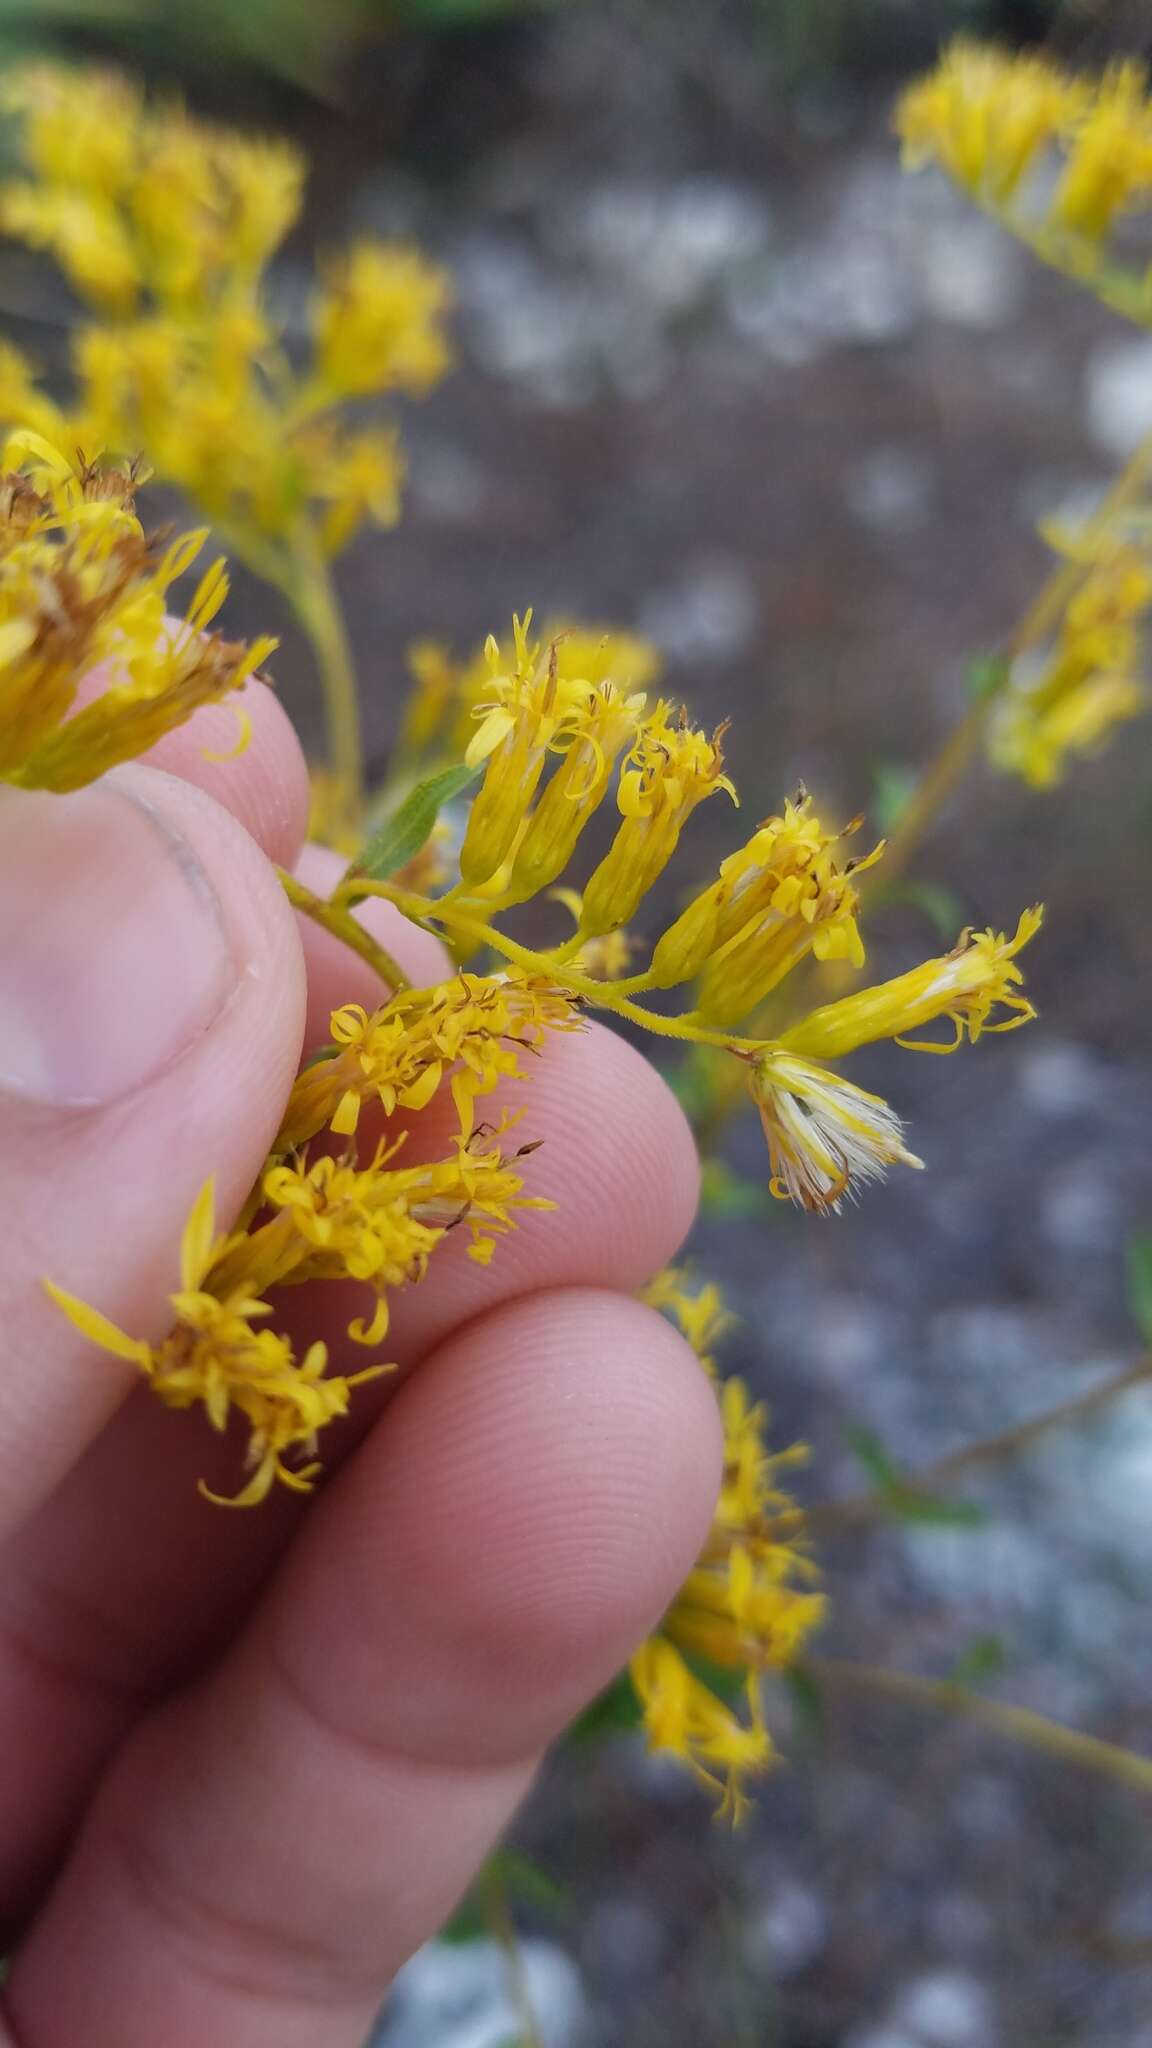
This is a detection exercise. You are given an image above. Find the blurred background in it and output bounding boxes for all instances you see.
[9,2,1152,2043]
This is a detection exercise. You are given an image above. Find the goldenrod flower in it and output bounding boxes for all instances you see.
[398,620,659,773]
[633,1279,823,1818]
[580,705,736,935]
[1053,60,1152,240]
[990,540,1151,786]
[257,1123,552,1346]
[0,438,275,793]
[642,1268,733,1380]
[650,790,880,1015]
[278,969,584,1150]
[778,907,1042,1059]
[737,910,1041,1210]
[0,64,450,567]
[895,39,1084,205]
[46,1181,386,1508]
[311,241,452,400]
[459,619,643,891]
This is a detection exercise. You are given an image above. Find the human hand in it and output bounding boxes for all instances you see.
[0,682,721,2047]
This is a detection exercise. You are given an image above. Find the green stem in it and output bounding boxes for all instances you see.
[289,531,365,840]
[480,1866,544,2048]
[343,882,766,1051]
[805,1655,1152,1798]
[277,868,412,994]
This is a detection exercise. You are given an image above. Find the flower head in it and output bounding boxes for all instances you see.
[579,704,736,935]
[0,438,274,793]
[895,39,1085,206]
[779,908,1042,1060]
[278,969,584,1150]
[990,539,1151,786]
[747,1051,924,1213]
[650,790,879,1014]
[45,1181,385,1508]
[312,241,452,400]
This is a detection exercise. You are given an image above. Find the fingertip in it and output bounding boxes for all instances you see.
[273,1286,724,1766]
[143,679,310,870]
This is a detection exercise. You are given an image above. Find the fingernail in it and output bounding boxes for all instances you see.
[0,780,239,1107]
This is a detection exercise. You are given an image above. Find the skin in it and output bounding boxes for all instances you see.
[0,682,721,2048]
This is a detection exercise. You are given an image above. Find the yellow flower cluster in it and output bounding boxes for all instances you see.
[48,582,1044,1518]
[990,533,1152,786]
[634,1274,823,1820]
[0,63,451,560]
[351,615,1044,1216]
[897,41,1152,255]
[397,622,662,773]
[49,972,578,1503]
[0,435,274,792]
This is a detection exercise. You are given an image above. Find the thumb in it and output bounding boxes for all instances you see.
[0,765,307,1538]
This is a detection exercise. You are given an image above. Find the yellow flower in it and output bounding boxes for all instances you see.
[636,1272,824,1816]
[504,676,649,904]
[45,1181,385,1508]
[459,617,620,888]
[258,1122,552,1345]
[778,907,1042,1059]
[579,704,737,935]
[1053,60,1152,241]
[895,39,1084,204]
[0,439,275,793]
[278,969,584,1150]
[650,790,880,1015]
[642,1268,733,1379]
[990,541,1151,786]
[311,241,452,401]
[630,1636,775,1824]
[736,911,1040,1210]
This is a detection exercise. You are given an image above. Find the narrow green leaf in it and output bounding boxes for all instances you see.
[948,1633,1007,1688]
[1126,1231,1152,1344]
[345,759,479,891]
[841,1418,902,1493]
[889,1489,985,1528]
[781,1664,826,1744]
[967,651,1011,703]
[567,1670,643,1746]
[493,1848,568,1916]
[870,761,918,836]
[883,879,964,943]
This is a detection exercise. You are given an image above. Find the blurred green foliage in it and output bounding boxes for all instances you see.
[0,0,1075,97]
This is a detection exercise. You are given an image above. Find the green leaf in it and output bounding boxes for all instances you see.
[1126,1231,1152,1344]
[967,651,1010,703]
[345,759,479,892]
[948,1633,1007,1687]
[882,879,964,943]
[439,1848,566,1945]
[841,1419,902,1492]
[889,1489,985,1528]
[842,1422,983,1526]
[870,762,918,836]
[493,1848,567,1916]
[780,1664,826,1744]
[567,1670,643,1746]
